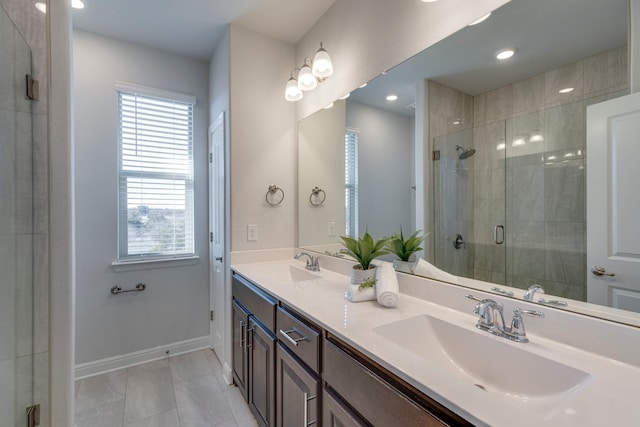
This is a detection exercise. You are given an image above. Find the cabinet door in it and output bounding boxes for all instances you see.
[248,318,276,427]
[322,388,367,427]
[232,299,249,400]
[276,343,320,427]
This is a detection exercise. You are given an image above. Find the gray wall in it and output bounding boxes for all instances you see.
[346,101,414,240]
[73,30,210,364]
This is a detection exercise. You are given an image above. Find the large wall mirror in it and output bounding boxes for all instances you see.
[297,0,639,326]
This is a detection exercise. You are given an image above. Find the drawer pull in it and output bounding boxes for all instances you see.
[279,329,306,346]
[240,321,246,351]
[303,392,317,426]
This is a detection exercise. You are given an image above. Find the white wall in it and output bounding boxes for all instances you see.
[295,0,510,119]
[346,102,413,239]
[73,30,210,365]
[229,25,297,251]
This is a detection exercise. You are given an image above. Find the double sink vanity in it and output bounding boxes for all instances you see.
[230,250,640,426]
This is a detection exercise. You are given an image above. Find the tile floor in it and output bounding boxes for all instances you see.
[74,349,259,427]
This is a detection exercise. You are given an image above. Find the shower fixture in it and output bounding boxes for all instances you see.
[456,145,476,160]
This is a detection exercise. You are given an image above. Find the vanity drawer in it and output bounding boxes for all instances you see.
[232,273,277,333]
[276,306,321,373]
[324,336,472,427]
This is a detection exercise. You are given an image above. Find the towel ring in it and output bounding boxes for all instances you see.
[266,185,285,206]
[309,186,326,206]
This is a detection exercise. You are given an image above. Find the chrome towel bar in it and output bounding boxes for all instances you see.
[111,283,146,295]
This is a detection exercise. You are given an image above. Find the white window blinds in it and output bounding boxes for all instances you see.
[117,88,195,261]
[345,129,359,238]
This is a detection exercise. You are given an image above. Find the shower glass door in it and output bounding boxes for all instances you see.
[432,121,507,284]
[0,4,36,426]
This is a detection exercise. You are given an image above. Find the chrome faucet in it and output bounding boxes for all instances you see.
[294,252,320,272]
[467,294,544,343]
[523,284,544,301]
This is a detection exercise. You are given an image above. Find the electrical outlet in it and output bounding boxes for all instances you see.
[328,221,336,237]
[247,224,258,241]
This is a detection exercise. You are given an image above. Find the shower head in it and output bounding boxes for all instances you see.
[456,145,476,160]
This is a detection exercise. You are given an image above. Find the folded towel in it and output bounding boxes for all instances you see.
[346,284,377,303]
[376,263,400,308]
[412,258,459,283]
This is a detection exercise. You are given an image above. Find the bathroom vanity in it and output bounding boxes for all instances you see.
[231,252,640,426]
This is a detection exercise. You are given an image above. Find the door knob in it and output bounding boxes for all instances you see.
[591,266,615,277]
[215,256,223,262]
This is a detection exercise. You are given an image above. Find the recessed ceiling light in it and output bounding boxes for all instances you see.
[469,13,491,26]
[495,48,517,60]
[72,0,86,9]
[386,95,398,101]
[339,93,351,100]
[558,87,574,94]
[35,2,46,13]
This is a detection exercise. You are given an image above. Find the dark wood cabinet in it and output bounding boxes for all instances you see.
[248,317,276,427]
[322,388,367,427]
[232,299,250,400]
[276,343,321,427]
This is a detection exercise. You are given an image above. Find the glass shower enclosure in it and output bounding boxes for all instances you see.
[1,4,37,426]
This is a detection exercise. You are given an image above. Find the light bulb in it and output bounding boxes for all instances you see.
[285,78,303,102]
[312,44,334,79]
[297,63,317,91]
[496,48,517,60]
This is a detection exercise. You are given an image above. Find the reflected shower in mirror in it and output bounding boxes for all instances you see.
[297,0,637,326]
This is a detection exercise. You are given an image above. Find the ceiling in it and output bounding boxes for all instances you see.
[72,0,336,61]
[349,0,628,116]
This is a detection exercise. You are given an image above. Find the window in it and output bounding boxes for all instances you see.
[345,129,359,238]
[117,84,195,261]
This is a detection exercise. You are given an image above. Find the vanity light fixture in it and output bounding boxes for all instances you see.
[386,94,399,101]
[284,43,333,101]
[323,103,335,109]
[35,2,46,13]
[512,135,527,147]
[73,0,86,9]
[530,132,544,142]
[339,93,351,100]
[558,87,575,94]
[495,48,517,60]
[359,83,368,88]
[284,69,303,102]
[298,58,318,91]
[496,142,506,151]
[421,0,439,2]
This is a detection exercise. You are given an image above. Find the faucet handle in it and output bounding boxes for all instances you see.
[509,308,544,343]
[523,284,545,301]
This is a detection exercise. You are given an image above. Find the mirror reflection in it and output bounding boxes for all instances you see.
[297,0,636,324]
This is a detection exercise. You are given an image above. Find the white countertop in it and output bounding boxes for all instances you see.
[231,255,640,427]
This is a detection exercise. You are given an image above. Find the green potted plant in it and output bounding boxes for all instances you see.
[386,229,427,273]
[340,231,389,289]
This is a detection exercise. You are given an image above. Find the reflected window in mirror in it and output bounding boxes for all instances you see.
[345,129,359,238]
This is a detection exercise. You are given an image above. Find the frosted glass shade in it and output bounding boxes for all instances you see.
[285,78,303,101]
[297,64,317,91]
[312,47,334,79]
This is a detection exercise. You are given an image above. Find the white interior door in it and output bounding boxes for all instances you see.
[586,92,640,312]
[209,113,226,359]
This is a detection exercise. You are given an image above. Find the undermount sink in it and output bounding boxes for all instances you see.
[373,315,591,398]
[238,261,321,284]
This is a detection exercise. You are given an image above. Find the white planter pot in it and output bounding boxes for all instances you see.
[350,265,377,286]
[393,260,415,274]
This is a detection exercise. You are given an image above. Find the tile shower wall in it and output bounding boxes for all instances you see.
[0,0,49,426]
[432,46,628,300]
[483,46,627,300]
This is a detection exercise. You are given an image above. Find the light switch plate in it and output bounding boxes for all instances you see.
[247,224,258,241]
[328,221,336,237]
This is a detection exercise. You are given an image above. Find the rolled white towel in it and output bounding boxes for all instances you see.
[412,259,459,283]
[345,284,377,303]
[376,263,400,308]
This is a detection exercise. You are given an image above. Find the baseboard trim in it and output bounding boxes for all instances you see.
[75,336,210,380]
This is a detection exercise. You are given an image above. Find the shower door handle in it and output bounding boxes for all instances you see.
[494,225,505,245]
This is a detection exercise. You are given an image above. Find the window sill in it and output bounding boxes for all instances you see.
[111,256,200,272]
